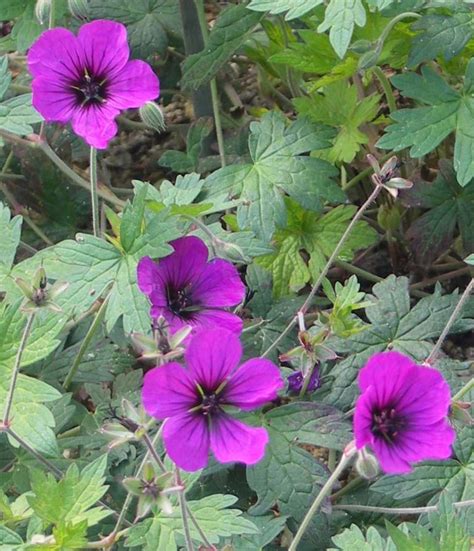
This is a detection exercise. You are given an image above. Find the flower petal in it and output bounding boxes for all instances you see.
[222,358,283,410]
[185,328,241,391]
[395,421,455,464]
[27,28,81,80]
[358,351,415,402]
[210,413,268,466]
[107,60,160,109]
[31,77,77,123]
[71,103,119,148]
[156,236,208,291]
[192,259,245,308]
[194,309,243,335]
[77,20,129,77]
[137,256,164,297]
[163,412,210,472]
[142,363,197,419]
[372,439,413,474]
[354,385,377,450]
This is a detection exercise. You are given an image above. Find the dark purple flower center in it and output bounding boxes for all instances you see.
[71,69,108,106]
[371,407,406,442]
[166,283,198,320]
[201,393,221,416]
[287,367,320,395]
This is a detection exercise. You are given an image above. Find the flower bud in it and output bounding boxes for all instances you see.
[35,0,51,24]
[139,101,166,133]
[211,237,249,264]
[358,50,380,71]
[68,0,89,19]
[355,448,379,479]
[350,40,373,54]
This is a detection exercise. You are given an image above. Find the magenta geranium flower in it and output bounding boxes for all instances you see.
[27,20,159,149]
[354,351,455,474]
[137,236,245,335]
[142,328,283,471]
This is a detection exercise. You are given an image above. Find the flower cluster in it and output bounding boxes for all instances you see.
[28,20,159,148]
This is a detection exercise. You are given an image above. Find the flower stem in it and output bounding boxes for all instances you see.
[289,444,356,550]
[333,499,474,515]
[373,66,396,113]
[89,146,100,237]
[142,432,215,549]
[62,292,110,390]
[263,185,382,358]
[176,468,195,551]
[3,312,35,424]
[452,378,474,402]
[425,278,474,365]
[194,0,226,167]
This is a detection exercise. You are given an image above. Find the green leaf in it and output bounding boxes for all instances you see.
[159,118,213,173]
[385,522,427,551]
[403,161,474,263]
[120,184,148,253]
[0,372,61,456]
[6,186,179,335]
[371,429,473,530]
[10,2,44,53]
[203,111,342,241]
[247,0,324,20]
[408,11,473,67]
[377,64,474,186]
[88,0,181,58]
[246,426,329,521]
[28,455,109,527]
[326,276,474,409]
[53,520,88,550]
[182,5,262,91]
[318,0,366,59]
[126,494,258,549]
[294,80,380,162]
[257,201,377,298]
[0,57,12,101]
[330,524,396,551]
[0,94,42,135]
[0,525,23,549]
[0,0,28,20]
[228,514,288,551]
[0,202,22,277]
[263,402,352,451]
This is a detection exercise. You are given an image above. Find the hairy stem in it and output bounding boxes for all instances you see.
[333,499,474,515]
[142,430,215,549]
[289,444,356,550]
[89,146,100,237]
[176,468,195,551]
[425,278,474,365]
[63,293,110,390]
[373,66,396,113]
[3,312,35,424]
[452,378,474,402]
[263,185,382,358]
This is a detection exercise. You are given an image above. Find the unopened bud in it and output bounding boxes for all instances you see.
[68,0,89,19]
[350,40,373,54]
[212,237,249,263]
[358,50,380,71]
[139,102,166,133]
[35,0,51,24]
[355,448,379,479]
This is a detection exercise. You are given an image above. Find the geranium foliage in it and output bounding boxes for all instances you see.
[0,1,473,549]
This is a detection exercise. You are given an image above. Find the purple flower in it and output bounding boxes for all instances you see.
[354,351,455,474]
[287,367,320,395]
[27,20,159,149]
[137,236,245,335]
[142,328,283,471]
